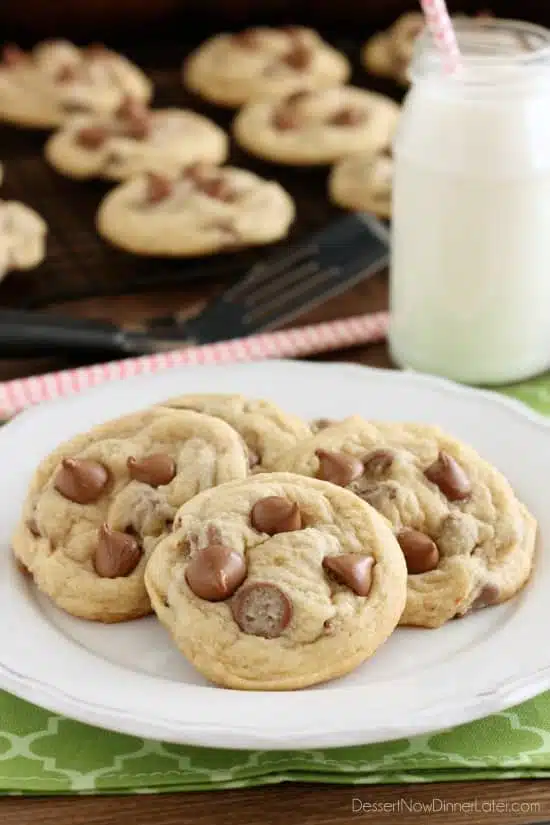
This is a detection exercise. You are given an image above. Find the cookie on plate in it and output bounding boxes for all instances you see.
[45,98,229,181]
[183,26,350,108]
[0,200,47,282]
[233,87,400,166]
[361,12,424,85]
[144,472,408,690]
[0,40,152,129]
[96,164,295,257]
[157,394,312,471]
[273,417,537,628]
[329,144,393,218]
[12,407,250,622]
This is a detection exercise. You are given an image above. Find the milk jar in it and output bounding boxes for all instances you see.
[389,19,550,385]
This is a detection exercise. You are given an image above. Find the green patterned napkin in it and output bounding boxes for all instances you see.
[2,373,550,796]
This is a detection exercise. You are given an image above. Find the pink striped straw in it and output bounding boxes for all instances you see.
[419,0,462,73]
[0,311,390,419]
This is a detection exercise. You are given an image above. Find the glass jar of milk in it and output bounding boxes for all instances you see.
[389,18,550,385]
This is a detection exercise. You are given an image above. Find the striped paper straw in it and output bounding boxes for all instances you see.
[419,0,462,73]
[0,311,390,419]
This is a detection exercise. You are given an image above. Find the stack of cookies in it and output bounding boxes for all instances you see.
[13,393,537,691]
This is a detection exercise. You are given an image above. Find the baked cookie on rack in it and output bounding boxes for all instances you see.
[0,199,47,282]
[144,472,407,690]
[0,40,152,129]
[273,417,537,628]
[329,144,393,219]
[361,12,424,86]
[183,26,350,108]
[12,407,250,622]
[45,98,228,181]
[157,394,312,471]
[96,164,295,257]
[233,87,400,165]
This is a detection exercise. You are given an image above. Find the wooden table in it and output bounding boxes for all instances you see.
[2,277,549,825]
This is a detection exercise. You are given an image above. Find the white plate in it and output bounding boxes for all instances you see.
[0,360,549,751]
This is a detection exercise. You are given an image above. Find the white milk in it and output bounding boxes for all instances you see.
[389,19,550,384]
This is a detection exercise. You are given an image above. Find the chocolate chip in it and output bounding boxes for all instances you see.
[315,449,364,487]
[233,28,262,48]
[424,451,471,501]
[54,458,109,504]
[94,524,141,578]
[27,518,41,537]
[86,43,109,58]
[471,584,499,610]
[16,559,32,577]
[231,582,292,638]
[285,89,310,105]
[363,449,394,477]
[397,528,439,574]
[272,108,300,130]
[184,162,210,182]
[328,107,365,127]
[310,418,336,431]
[76,127,108,150]
[122,116,150,140]
[323,554,375,596]
[62,101,90,114]
[2,44,26,67]
[197,176,236,202]
[323,618,336,635]
[282,44,312,69]
[116,97,150,139]
[116,95,147,121]
[185,542,247,601]
[127,453,176,487]
[282,25,310,40]
[146,172,173,204]
[247,448,260,469]
[55,64,76,83]
[251,496,302,535]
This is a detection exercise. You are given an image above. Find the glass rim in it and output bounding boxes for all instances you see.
[414,17,550,72]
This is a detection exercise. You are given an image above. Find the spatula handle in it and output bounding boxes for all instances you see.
[0,309,143,358]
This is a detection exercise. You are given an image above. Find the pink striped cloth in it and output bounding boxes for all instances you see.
[0,311,389,418]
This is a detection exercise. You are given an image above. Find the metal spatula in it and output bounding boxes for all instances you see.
[0,214,389,358]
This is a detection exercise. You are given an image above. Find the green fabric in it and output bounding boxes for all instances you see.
[2,373,550,795]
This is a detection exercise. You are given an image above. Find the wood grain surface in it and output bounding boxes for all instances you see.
[2,778,548,825]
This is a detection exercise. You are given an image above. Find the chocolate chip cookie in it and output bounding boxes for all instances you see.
[157,393,312,471]
[182,26,350,108]
[329,144,393,218]
[144,472,407,689]
[96,164,295,257]
[361,12,424,86]
[274,417,537,628]
[0,199,47,282]
[12,407,250,622]
[0,40,152,129]
[45,101,229,181]
[233,86,400,166]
